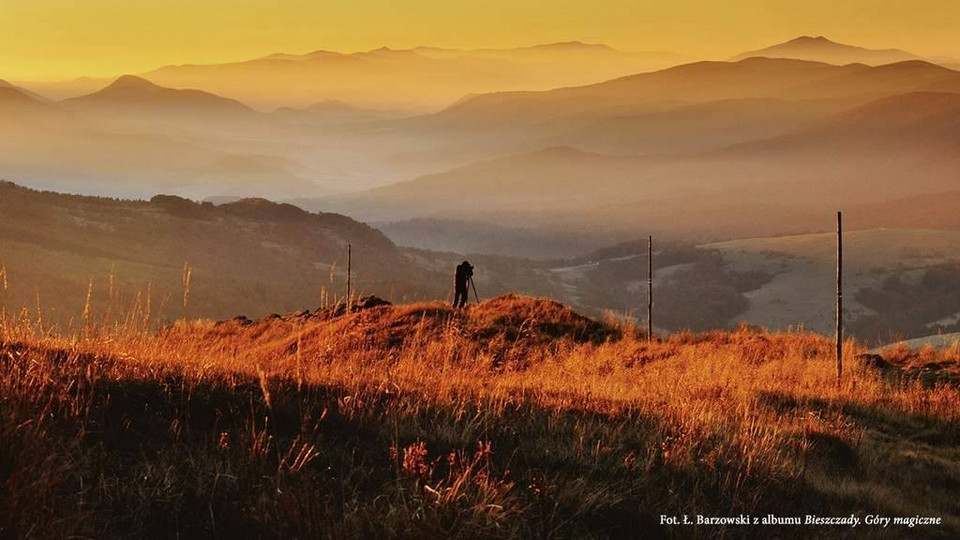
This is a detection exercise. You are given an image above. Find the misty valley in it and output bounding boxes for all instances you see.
[3,30,960,539]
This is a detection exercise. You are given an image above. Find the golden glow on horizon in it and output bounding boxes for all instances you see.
[3,0,959,80]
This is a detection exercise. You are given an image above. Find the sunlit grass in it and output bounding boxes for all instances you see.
[1,295,958,538]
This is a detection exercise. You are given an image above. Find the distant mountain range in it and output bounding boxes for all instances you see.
[430,57,960,128]
[730,36,927,65]
[336,55,960,181]
[0,76,323,198]
[4,36,960,253]
[16,42,686,111]
[328,88,960,244]
[13,36,958,112]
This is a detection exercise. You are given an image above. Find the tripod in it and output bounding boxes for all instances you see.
[469,277,480,305]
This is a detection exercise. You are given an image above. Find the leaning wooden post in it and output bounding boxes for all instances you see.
[836,212,843,386]
[647,235,653,342]
[346,243,352,311]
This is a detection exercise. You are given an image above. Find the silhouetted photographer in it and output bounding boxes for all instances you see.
[453,261,474,308]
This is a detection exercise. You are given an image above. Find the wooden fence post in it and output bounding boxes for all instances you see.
[346,243,352,311]
[647,235,653,342]
[836,212,843,386]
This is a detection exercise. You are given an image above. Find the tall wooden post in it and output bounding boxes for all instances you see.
[836,212,843,386]
[647,235,653,342]
[346,243,352,310]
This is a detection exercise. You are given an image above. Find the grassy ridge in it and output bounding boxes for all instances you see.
[2,295,959,538]
[0,181,444,326]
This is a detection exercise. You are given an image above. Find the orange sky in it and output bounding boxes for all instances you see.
[3,0,959,80]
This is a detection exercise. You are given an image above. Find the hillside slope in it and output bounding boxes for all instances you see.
[0,80,63,120]
[0,182,442,325]
[0,82,50,109]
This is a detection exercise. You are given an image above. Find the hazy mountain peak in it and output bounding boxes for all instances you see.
[108,75,162,90]
[63,74,254,118]
[732,35,924,66]
[788,35,832,44]
[269,49,342,60]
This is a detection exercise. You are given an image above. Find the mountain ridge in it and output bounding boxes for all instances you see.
[0,180,438,324]
[0,79,50,104]
[435,57,960,126]
[333,88,960,234]
[127,42,687,110]
[730,35,926,65]
[63,75,255,116]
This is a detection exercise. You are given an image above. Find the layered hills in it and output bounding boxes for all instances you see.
[428,57,960,130]
[18,42,684,111]
[7,39,960,206]
[334,83,960,241]
[0,76,324,198]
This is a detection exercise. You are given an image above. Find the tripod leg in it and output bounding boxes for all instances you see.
[470,277,480,305]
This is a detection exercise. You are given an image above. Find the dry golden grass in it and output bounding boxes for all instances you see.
[1,294,959,538]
